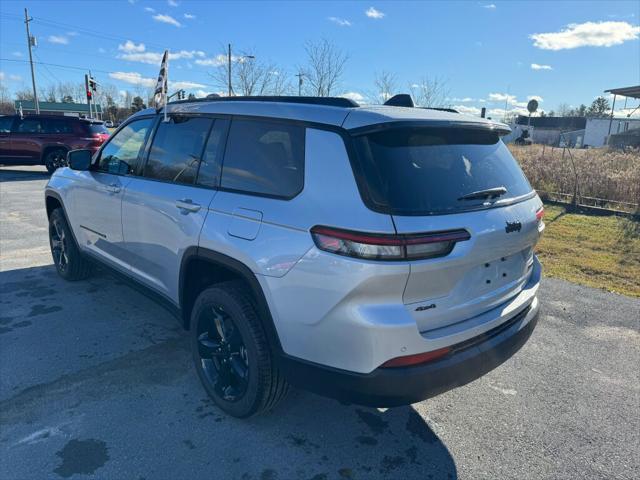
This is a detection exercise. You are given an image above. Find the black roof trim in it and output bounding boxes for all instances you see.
[168,95,359,108]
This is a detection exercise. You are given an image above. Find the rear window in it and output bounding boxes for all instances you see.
[84,123,109,134]
[353,127,533,215]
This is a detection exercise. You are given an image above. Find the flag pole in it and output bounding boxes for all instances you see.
[164,49,169,123]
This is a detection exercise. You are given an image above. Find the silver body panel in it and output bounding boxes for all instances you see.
[47,99,541,375]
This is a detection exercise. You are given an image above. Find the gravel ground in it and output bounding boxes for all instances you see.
[1,166,639,480]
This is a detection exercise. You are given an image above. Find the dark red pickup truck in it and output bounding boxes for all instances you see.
[0,114,109,173]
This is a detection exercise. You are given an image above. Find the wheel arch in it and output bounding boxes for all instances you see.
[41,144,69,163]
[179,247,283,353]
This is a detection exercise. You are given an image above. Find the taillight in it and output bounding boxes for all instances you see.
[381,346,451,368]
[535,207,545,221]
[310,226,470,261]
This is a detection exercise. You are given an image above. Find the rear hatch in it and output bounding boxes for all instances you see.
[352,125,543,332]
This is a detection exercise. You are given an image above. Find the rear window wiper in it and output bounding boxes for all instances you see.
[458,186,507,201]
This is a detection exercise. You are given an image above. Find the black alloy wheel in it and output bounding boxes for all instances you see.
[197,304,250,402]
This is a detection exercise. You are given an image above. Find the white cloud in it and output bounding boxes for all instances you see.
[152,14,182,27]
[488,92,516,103]
[67,31,78,37]
[0,72,4,80]
[11,51,22,57]
[340,92,365,103]
[168,0,179,6]
[184,13,196,19]
[171,80,206,90]
[328,16,352,27]
[482,4,497,9]
[528,95,544,102]
[195,54,228,67]
[145,7,155,13]
[118,40,146,53]
[365,7,385,19]
[530,21,640,50]
[98,47,106,53]
[109,71,205,90]
[120,49,206,65]
[531,63,553,70]
[9,74,22,81]
[47,35,69,45]
[452,105,482,116]
[449,97,475,102]
[109,71,156,87]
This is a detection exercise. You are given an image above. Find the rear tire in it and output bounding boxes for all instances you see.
[190,281,289,418]
[49,208,92,281]
[44,148,67,174]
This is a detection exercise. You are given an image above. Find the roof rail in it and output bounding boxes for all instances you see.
[422,107,459,114]
[168,95,359,108]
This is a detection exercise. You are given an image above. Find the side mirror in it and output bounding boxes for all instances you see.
[67,149,92,171]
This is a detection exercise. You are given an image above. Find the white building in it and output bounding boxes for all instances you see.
[583,117,640,147]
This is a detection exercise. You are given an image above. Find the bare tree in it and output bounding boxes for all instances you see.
[208,46,292,96]
[373,70,398,103]
[408,76,450,107]
[0,81,14,114]
[300,39,348,97]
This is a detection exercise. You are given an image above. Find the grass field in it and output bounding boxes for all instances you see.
[537,204,640,297]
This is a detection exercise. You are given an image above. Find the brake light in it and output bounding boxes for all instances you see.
[535,207,545,221]
[310,226,470,261]
[381,347,451,368]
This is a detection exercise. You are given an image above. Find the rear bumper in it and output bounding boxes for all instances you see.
[279,297,539,407]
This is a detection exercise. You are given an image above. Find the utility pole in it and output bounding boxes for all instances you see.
[295,73,304,96]
[24,8,39,114]
[227,43,232,96]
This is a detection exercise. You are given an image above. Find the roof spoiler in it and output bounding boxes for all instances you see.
[384,94,414,108]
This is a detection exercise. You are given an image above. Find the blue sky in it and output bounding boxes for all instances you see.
[1,0,639,117]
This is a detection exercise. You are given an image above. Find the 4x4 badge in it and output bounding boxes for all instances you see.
[505,221,522,233]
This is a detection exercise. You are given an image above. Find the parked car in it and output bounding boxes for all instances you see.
[0,114,109,173]
[44,95,544,418]
[104,120,114,128]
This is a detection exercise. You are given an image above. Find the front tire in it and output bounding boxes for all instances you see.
[44,148,67,174]
[49,208,92,280]
[190,281,289,418]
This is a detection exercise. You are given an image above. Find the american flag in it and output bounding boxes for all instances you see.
[153,50,169,111]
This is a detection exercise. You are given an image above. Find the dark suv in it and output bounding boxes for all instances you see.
[0,114,109,173]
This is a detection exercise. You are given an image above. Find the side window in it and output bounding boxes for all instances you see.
[196,119,229,188]
[16,118,43,133]
[41,118,73,134]
[221,119,305,198]
[97,118,153,175]
[0,116,14,133]
[143,116,212,184]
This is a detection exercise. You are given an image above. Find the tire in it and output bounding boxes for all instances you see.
[49,208,93,281]
[44,148,67,174]
[190,281,289,418]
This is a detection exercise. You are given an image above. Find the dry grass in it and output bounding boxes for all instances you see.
[510,145,640,208]
[536,204,640,297]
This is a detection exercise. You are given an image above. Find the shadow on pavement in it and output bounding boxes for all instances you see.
[0,264,458,479]
[0,167,50,183]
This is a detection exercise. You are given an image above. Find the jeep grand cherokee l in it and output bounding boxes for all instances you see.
[44,95,544,418]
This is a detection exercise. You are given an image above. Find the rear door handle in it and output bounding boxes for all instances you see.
[176,199,201,213]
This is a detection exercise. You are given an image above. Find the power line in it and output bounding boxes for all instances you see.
[0,58,218,89]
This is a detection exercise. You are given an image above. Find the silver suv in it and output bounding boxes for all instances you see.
[45,95,544,418]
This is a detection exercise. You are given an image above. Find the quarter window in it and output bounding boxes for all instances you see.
[221,119,305,198]
[144,116,212,184]
[98,118,153,174]
[0,116,13,133]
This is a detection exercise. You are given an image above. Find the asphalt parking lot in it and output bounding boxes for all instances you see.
[1,166,639,480]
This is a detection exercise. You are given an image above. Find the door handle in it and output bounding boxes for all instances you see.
[175,199,201,213]
[102,183,121,194]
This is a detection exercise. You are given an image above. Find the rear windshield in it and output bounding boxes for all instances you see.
[84,123,109,134]
[353,127,533,215]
